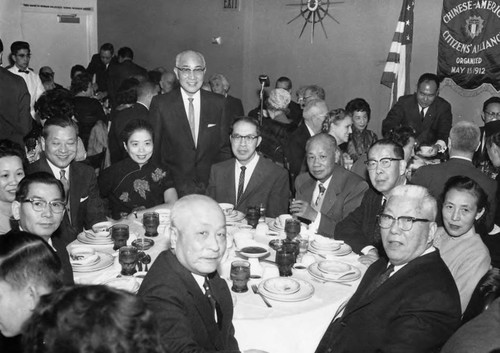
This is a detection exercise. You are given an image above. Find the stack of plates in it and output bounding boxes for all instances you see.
[267,219,284,232]
[258,277,314,302]
[225,210,245,222]
[71,253,114,273]
[308,241,352,257]
[77,230,113,245]
[101,277,140,293]
[308,260,361,282]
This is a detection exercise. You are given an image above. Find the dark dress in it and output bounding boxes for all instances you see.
[73,96,106,149]
[347,128,378,161]
[99,158,175,219]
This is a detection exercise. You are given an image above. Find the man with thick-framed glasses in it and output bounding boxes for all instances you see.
[9,172,74,285]
[207,116,289,217]
[473,96,500,174]
[316,185,461,353]
[151,50,231,196]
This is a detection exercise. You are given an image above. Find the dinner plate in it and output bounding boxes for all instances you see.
[262,277,300,295]
[308,262,361,282]
[225,210,245,222]
[258,278,314,302]
[308,243,352,257]
[101,277,140,293]
[72,253,114,273]
[77,231,114,245]
[318,260,351,274]
[267,221,283,233]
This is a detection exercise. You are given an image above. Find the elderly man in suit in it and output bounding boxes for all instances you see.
[382,73,452,155]
[207,117,289,217]
[0,39,32,146]
[27,117,106,248]
[151,50,231,196]
[335,139,407,264]
[138,195,266,353]
[291,133,368,236]
[412,120,497,233]
[316,185,461,353]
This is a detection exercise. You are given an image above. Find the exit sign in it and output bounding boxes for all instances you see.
[223,0,239,11]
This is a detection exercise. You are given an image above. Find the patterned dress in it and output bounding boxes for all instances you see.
[347,128,378,161]
[99,158,175,219]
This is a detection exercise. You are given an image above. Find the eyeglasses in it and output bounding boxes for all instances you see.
[230,134,259,143]
[16,53,31,58]
[377,213,430,231]
[175,66,205,76]
[22,198,66,214]
[365,158,402,170]
[484,111,500,119]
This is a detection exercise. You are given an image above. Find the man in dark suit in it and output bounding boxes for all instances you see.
[412,121,497,233]
[108,80,158,163]
[107,46,148,107]
[335,139,407,262]
[151,50,231,196]
[473,96,500,172]
[316,185,461,353]
[27,117,106,247]
[207,117,289,217]
[0,39,32,146]
[382,73,452,154]
[86,43,117,99]
[138,195,244,352]
[285,99,327,180]
[291,133,368,236]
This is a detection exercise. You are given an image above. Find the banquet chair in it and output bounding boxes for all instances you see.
[461,267,500,325]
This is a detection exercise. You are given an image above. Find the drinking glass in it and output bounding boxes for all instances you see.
[143,212,160,237]
[119,246,138,276]
[276,249,296,277]
[245,206,260,228]
[111,224,129,251]
[230,260,251,292]
[285,219,301,241]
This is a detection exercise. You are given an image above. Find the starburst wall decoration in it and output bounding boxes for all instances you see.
[287,0,344,43]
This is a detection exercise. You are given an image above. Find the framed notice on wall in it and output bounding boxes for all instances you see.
[223,0,240,11]
[437,0,500,91]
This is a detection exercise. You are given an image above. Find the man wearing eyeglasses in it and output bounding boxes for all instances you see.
[7,41,45,120]
[316,184,461,353]
[9,172,74,285]
[473,96,500,172]
[335,139,407,265]
[207,117,289,217]
[151,50,231,196]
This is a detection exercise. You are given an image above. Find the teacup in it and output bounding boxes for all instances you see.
[219,203,235,216]
[277,214,293,228]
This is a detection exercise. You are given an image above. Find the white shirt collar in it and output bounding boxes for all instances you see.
[46,159,70,180]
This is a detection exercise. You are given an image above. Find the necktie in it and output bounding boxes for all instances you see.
[313,183,326,211]
[237,166,246,204]
[187,98,196,145]
[420,107,425,122]
[364,264,395,298]
[18,69,29,74]
[59,170,71,223]
[203,277,223,328]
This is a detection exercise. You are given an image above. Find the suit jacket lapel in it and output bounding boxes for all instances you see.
[225,160,237,204]
[238,157,264,206]
[68,163,81,225]
[320,166,342,214]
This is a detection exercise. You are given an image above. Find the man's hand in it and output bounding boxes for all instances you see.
[290,200,318,221]
[358,248,379,266]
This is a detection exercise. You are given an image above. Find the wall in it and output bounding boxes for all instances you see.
[98,0,495,135]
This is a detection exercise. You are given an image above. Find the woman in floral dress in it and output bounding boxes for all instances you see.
[99,119,178,219]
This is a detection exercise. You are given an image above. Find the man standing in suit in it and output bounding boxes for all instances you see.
[27,117,106,247]
[138,195,265,353]
[412,121,497,233]
[151,50,231,196]
[0,39,32,146]
[207,117,289,217]
[8,41,45,120]
[86,43,117,100]
[382,73,452,154]
[335,140,407,263]
[291,133,368,236]
[285,99,327,179]
[316,185,461,353]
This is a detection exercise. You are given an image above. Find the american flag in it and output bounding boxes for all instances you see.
[380,0,415,107]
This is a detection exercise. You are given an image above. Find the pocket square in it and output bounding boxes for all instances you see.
[80,196,89,202]
[207,124,217,128]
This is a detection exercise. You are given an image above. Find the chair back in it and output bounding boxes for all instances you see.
[462,267,500,324]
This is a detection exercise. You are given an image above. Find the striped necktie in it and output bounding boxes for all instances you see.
[237,166,246,204]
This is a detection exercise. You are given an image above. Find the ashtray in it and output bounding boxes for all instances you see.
[132,238,154,251]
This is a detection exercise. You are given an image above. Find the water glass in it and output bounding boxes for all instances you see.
[111,224,129,251]
[230,260,251,292]
[119,246,138,276]
[285,219,301,241]
[276,249,296,277]
[246,206,260,228]
[143,212,160,237]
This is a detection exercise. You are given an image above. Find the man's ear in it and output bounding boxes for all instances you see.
[427,221,438,245]
[12,201,21,220]
[398,159,407,176]
[256,136,262,148]
[40,136,46,152]
[170,226,178,249]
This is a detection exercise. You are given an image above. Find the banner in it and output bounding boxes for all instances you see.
[437,0,500,90]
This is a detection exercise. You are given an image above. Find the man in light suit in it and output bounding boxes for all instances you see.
[27,117,106,248]
[0,39,32,146]
[151,50,231,196]
[207,117,289,218]
[291,133,368,236]
[316,185,461,353]
[138,195,265,353]
[382,73,452,154]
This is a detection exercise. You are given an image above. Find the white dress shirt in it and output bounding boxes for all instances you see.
[310,176,333,233]
[234,154,260,199]
[8,66,45,119]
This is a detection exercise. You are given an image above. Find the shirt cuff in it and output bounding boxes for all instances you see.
[361,245,376,255]
[435,140,447,152]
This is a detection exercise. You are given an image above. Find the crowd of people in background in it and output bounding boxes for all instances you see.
[1,36,500,353]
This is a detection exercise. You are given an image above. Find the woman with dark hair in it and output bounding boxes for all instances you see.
[345,98,378,162]
[23,285,165,353]
[99,119,177,219]
[0,140,26,234]
[71,73,106,149]
[434,176,491,313]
